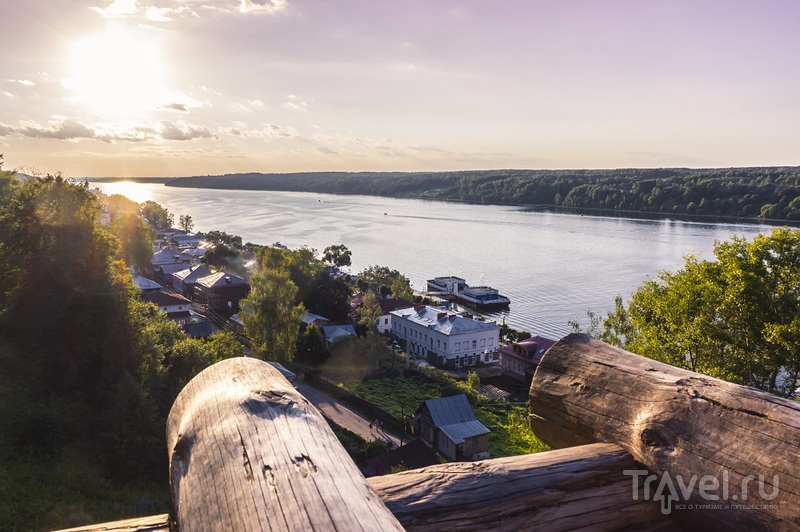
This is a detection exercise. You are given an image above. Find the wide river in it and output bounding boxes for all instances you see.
[93,181,777,339]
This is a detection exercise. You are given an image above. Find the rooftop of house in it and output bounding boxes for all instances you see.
[391,305,500,335]
[142,290,192,307]
[377,297,415,315]
[322,324,357,342]
[171,265,212,282]
[418,394,477,427]
[501,336,558,363]
[133,275,163,291]
[439,419,491,444]
[303,312,330,326]
[197,271,248,288]
[151,248,192,265]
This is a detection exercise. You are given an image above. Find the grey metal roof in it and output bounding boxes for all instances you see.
[171,265,212,282]
[197,271,248,288]
[133,275,163,291]
[424,394,477,426]
[439,419,491,444]
[391,306,500,335]
[322,324,357,341]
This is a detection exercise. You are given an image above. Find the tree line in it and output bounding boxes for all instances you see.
[165,166,800,222]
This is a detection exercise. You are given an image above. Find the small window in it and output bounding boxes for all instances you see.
[472,340,477,349]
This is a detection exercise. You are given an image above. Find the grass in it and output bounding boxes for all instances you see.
[337,368,549,459]
[0,446,171,531]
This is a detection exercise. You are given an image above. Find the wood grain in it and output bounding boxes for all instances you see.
[53,514,171,532]
[369,442,674,531]
[530,333,800,530]
[166,357,402,531]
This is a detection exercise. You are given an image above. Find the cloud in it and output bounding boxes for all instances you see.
[90,0,288,20]
[15,79,35,87]
[284,94,309,111]
[158,120,217,140]
[239,0,287,14]
[162,102,190,112]
[19,118,103,142]
[0,117,218,144]
[221,123,299,140]
[92,0,137,17]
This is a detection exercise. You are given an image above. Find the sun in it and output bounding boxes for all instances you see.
[63,27,168,119]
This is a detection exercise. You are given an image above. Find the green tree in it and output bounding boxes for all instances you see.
[322,243,352,268]
[140,200,173,229]
[110,212,155,272]
[606,228,800,397]
[240,268,306,362]
[358,291,382,334]
[179,214,194,232]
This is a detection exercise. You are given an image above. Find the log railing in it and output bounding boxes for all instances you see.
[530,333,800,531]
[61,334,800,530]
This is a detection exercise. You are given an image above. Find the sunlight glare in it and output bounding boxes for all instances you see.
[63,28,168,119]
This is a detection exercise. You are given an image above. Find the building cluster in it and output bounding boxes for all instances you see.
[132,228,251,339]
[131,227,558,468]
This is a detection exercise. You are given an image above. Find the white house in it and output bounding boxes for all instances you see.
[390,305,500,369]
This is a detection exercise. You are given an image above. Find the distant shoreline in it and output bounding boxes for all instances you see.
[88,167,800,227]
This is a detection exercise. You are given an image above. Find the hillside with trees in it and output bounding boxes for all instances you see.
[164,166,800,222]
[0,162,244,529]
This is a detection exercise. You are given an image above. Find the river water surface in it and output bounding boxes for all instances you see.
[93,181,776,339]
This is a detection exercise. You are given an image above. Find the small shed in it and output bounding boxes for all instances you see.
[414,394,490,461]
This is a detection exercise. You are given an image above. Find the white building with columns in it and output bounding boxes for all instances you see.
[390,305,501,369]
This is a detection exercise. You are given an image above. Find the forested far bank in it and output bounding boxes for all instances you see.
[161,166,800,222]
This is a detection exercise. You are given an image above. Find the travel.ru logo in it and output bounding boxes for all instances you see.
[624,469,780,514]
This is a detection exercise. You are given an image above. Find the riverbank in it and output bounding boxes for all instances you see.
[89,166,800,226]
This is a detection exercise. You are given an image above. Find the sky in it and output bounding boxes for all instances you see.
[1,0,800,177]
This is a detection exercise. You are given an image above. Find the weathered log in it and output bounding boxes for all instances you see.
[368,442,675,531]
[166,357,403,531]
[54,514,171,532]
[530,334,800,530]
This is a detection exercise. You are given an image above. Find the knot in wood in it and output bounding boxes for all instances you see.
[640,428,663,448]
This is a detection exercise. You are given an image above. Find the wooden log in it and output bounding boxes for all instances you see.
[54,514,171,532]
[368,442,675,531]
[529,333,800,530]
[166,357,403,531]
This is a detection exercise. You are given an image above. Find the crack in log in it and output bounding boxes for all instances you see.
[237,427,255,482]
[293,454,317,478]
[262,464,277,489]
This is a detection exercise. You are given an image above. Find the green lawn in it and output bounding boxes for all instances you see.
[338,369,549,459]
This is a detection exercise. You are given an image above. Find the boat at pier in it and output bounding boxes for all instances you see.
[426,276,510,309]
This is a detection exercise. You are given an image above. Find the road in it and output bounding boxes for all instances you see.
[296,382,402,449]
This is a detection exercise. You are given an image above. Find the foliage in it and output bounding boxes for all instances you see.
[296,323,329,365]
[340,372,549,458]
[0,170,250,528]
[167,166,800,222]
[139,200,173,229]
[240,268,306,362]
[178,214,194,232]
[467,370,480,389]
[357,265,412,299]
[326,420,389,460]
[322,244,352,267]
[109,212,155,273]
[603,228,800,397]
[304,271,352,322]
[499,323,532,344]
[357,292,382,334]
[206,229,243,249]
